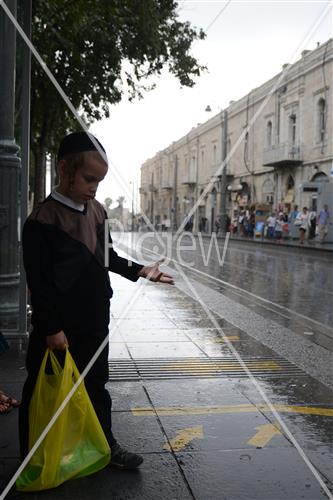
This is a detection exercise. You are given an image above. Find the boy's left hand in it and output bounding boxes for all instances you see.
[138,259,174,285]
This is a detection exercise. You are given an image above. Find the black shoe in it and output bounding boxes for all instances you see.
[110,443,144,470]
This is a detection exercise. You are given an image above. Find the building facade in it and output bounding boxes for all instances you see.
[140,39,332,232]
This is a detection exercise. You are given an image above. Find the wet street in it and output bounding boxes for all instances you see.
[1,233,332,499]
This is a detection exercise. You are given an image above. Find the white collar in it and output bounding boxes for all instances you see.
[51,190,85,212]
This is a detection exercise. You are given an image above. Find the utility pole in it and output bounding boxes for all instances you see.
[220,109,228,235]
[172,154,178,231]
[194,135,200,234]
[150,172,154,228]
[131,181,135,232]
[0,0,21,335]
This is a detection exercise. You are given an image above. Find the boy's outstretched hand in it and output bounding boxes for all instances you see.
[138,258,175,285]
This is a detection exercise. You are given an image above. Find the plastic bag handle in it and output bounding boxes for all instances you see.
[39,348,67,377]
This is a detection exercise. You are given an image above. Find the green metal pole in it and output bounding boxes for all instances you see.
[0,0,21,335]
[18,0,31,337]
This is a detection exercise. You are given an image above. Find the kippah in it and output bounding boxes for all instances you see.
[57,131,106,160]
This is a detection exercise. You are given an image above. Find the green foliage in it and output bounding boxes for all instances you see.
[31,0,206,156]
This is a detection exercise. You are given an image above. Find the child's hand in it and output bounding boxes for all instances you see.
[138,259,174,285]
[46,330,69,350]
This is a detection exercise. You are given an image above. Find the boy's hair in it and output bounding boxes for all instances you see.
[57,131,107,190]
[59,151,107,190]
[57,131,105,160]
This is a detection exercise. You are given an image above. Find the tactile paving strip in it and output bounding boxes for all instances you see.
[108,356,307,381]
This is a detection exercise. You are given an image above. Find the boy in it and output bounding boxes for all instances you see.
[20,131,174,470]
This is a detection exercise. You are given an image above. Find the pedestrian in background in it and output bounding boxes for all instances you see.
[238,210,245,236]
[214,217,221,234]
[289,204,300,223]
[308,209,317,240]
[296,206,309,245]
[266,212,276,239]
[274,215,283,242]
[317,204,330,243]
[20,132,174,471]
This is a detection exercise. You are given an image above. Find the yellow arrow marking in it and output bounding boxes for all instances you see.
[247,422,282,448]
[132,404,333,417]
[163,425,204,452]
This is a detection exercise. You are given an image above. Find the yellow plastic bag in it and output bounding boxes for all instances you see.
[16,349,111,491]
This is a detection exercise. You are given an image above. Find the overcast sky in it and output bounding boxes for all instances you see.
[90,1,332,209]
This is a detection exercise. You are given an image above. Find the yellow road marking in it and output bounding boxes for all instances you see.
[163,426,204,452]
[212,336,240,343]
[131,404,333,417]
[247,422,282,448]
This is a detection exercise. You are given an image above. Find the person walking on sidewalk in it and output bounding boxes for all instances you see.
[20,132,174,471]
[296,206,310,245]
[317,204,330,243]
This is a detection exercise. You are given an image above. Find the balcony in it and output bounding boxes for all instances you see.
[161,177,173,189]
[209,163,234,181]
[263,142,303,167]
[148,184,157,192]
[181,170,196,185]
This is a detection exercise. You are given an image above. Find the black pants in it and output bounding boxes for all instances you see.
[19,328,116,460]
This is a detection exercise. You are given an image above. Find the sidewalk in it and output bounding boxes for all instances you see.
[152,230,333,253]
[227,234,333,252]
[196,231,333,253]
[0,273,332,499]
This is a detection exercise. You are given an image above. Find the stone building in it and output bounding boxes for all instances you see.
[140,39,332,232]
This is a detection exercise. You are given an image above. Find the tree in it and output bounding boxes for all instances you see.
[30,0,206,206]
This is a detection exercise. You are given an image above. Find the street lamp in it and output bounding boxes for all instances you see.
[205,105,228,235]
[172,154,178,231]
[129,181,135,232]
[220,109,228,235]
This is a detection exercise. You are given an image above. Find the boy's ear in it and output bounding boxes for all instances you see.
[57,159,67,179]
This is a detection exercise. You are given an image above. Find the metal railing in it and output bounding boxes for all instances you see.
[263,142,303,166]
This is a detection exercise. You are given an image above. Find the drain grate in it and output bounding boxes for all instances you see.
[108,356,306,381]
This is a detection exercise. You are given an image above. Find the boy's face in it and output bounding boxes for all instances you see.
[59,154,108,204]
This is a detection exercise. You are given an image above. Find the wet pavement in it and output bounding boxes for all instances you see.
[118,232,333,351]
[1,248,333,499]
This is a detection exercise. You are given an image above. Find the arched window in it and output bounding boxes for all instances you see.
[266,121,272,147]
[213,144,217,165]
[289,114,296,145]
[287,175,294,190]
[211,187,217,206]
[311,172,328,183]
[244,132,249,163]
[262,178,274,195]
[318,98,326,142]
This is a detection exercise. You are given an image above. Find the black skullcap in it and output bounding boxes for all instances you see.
[57,131,106,160]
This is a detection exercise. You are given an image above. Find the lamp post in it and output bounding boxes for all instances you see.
[220,109,228,235]
[0,0,21,334]
[130,181,135,232]
[172,154,178,231]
